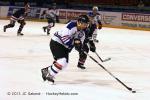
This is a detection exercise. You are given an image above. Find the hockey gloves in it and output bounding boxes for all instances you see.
[74,38,82,52]
[89,40,96,52]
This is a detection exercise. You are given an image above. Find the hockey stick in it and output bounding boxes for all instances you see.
[84,52,136,93]
[95,51,111,62]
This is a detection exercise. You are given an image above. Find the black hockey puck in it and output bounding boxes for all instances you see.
[132,91,136,93]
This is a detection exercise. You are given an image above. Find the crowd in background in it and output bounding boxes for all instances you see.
[0,0,149,13]
[0,0,149,7]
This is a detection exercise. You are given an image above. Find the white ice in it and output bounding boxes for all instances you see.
[0,20,150,100]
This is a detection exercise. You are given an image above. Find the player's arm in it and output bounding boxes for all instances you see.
[97,14,102,29]
[97,20,102,29]
[73,29,84,52]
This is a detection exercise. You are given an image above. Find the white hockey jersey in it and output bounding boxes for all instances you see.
[88,12,101,25]
[52,21,85,50]
[46,9,56,20]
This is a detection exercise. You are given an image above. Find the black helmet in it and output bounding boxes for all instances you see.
[77,15,89,24]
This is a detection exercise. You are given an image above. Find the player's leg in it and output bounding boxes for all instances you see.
[43,18,55,35]
[56,15,59,23]
[3,19,16,32]
[41,57,67,83]
[42,19,48,33]
[17,19,26,36]
[90,24,99,43]
[77,43,89,69]
[93,29,99,43]
[47,18,55,35]
[43,26,47,32]
[41,40,69,83]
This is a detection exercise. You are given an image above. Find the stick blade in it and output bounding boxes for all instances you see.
[103,58,111,62]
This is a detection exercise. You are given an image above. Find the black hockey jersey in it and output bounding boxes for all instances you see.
[12,8,26,18]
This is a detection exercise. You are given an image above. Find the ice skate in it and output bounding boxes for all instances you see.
[47,29,50,35]
[3,26,7,32]
[17,32,24,36]
[77,64,86,69]
[47,32,50,35]
[41,67,54,83]
[43,27,46,32]
[94,39,99,43]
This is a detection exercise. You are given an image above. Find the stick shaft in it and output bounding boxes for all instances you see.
[95,51,104,62]
[95,51,111,62]
[86,52,132,91]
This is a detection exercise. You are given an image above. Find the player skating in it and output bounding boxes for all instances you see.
[3,2,30,36]
[77,6,102,69]
[88,6,102,43]
[41,7,56,35]
[52,3,60,23]
[77,23,96,69]
[41,15,89,83]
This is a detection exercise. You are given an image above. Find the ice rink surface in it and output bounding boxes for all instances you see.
[0,20,150,100]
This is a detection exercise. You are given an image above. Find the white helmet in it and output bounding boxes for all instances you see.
[93,6,98,11]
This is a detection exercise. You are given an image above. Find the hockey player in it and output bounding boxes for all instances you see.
[52,3,60,23]
[41,7,56,35]
[41,15,89,83]
[77,6,102,69]
[88,6,102,43]
[77,25,96,69]
[3,2,30,36]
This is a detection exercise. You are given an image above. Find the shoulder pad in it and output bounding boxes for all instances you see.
[88,12,94,17]
[66,21,77,30]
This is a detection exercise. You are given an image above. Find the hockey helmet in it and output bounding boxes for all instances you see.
[77,15,89,24]
[77,15,89,30]
[93,6,98,11]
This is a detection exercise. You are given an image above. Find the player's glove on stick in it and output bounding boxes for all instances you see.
[74,38,82,52]
[89,40,96,52]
